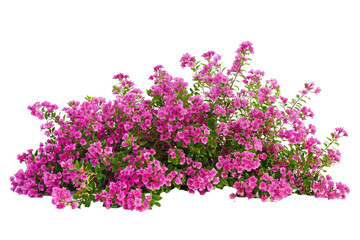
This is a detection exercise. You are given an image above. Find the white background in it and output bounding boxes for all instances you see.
[1,0,359,239]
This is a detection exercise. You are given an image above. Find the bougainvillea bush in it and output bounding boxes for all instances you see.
[10,41,350,211]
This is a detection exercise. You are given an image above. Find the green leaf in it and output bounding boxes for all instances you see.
[217,183,224,189]
[112,156,118,165]
[220,178,229,186]
[200,149,207,156]
[146,89,153,96]
[167,164,174,171]
[85,200,91,207]
[112,165,119,173]
[85,95,93,101]
[100,163,106,171]
[87,161,92,169]
[209,139,217,148]
[193,147,200,154]
[53,163,62,173]
[152,195,162,201]
[173,157,180,165]
[121,114,127,121]
[118,152,124,161]
[176,92,183,100]
[207,118,215,129]
[314,173,319,180]
[97,174,103,181]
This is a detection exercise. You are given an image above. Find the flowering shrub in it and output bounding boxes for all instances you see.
[10,41,350,211]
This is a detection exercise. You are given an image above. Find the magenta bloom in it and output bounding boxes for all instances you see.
[104,147,113,155]
[201,137,208,144]
[180,53,196,68]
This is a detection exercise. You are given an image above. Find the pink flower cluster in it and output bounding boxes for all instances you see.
[10,168,42,198]
[10,41,350,210]
[51,187,78,209]
[312,175,350,199]
[28,101,59,120]
[180,53,196,68]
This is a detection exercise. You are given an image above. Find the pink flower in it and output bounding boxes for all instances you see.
[259,182,267,191]
[56,202,66,209]
[201,137,208,144]
[216,162,222,169]
[71,202,78,209]
[124,122,133,131]
[272,166,279,172]
[279,96,288,104]
[168,149,177,159]
[222,129,229,135]
[207,184,214,191]
[108,121,115,128]
[92,124,99,132]
[104,147,113,155]
[261,173,270,181]
[121,141,129,148]
[232,98,241,108]
[201,51,216,60]
[178,132,184,139]
[113,73,129,79]
[80,139,87,146]
[301,89,308,95]
[193,136,200,144]
[180,53,196,68]
[174,177,182,185]
[143,152,151,160]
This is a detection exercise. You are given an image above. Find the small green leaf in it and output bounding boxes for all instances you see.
[220,178,229,186]
[87,161,92,169]
[207,118,215,129]
[121,114,127,121]
[152,195,162,201]
[112,165,119,173]
[193,147,200,154]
